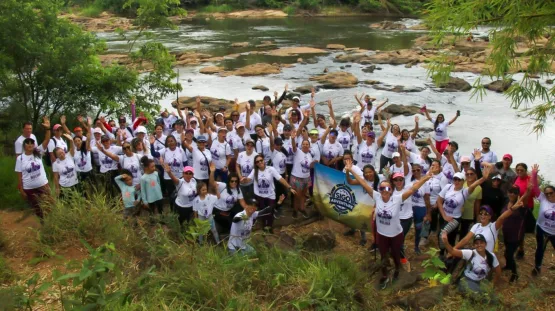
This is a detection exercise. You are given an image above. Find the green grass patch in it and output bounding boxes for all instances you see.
[0,156,26,210]
[200,4,235,13]
[0,255,15,284]
[79,2,104,17]
[283,5,296,15]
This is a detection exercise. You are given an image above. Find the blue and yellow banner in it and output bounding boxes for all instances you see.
[313,163,375,231]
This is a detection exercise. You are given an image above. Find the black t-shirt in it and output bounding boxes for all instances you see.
[481,182,507,218]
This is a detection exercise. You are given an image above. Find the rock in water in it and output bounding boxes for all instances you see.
[252,85,269,91]
[231,42,249,47]
[294,85,319,94]
[326,44,346,50]
[369,21,407,30]
[372,84,425,93]
[484,80,513,93]
[362,65,376,73]
[309,71,358,89]
[547,79,554,84]
[437,77,472,92]
[199,66,224,74]
[302,230,336,251]
[220,63,281,77]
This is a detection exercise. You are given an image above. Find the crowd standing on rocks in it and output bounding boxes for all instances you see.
[13,85,555,292]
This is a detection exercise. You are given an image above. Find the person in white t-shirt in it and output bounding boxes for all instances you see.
[391,172,414,268]
[443,233,501,294]
[240,100,262,138]
[52,133,79,197]
[353,113,386,170]
[210,127,233,182]
[469,137,499,170]
[345,160,431,289]
[355,94,388,128]
[47,123,69,164]
[377,115,401,172]
[228,200,273,255]
[290,129,318,219]
[192,182,220,244]
[400,116,419,154]
[236,139,257,201]
[73,120,93,182]
[241,154,296,233]
[410,163,431,254]
[15,117,52,219]
[15,122,37,156]
[98,140,143,186]
[93,136,123,196]
[423,108,459,154]
[310,99,334,139]
[209,165,248,233]
[530,165,555,276]
[182,135,212,183]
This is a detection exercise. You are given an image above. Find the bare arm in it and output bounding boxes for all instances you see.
[495,195,524,230]
[374,98,388,111]
[60,115,71,135]
[448,114,459,125]
[424,109,433,122]
[401,171,432,201]
[442,232,463,258]
[467,166,491,194]
[345,160,374,198]
[376,115,389,146]
[453,231,474,250]
[64,134,75,157]
[163,163,180,185]
[411,116,419,140]
[40,117,51,150]
[426,137,442,159]
[95,142,120,162]
[354,93,365,108]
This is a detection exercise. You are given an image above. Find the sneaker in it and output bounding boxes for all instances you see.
[516,250,525,260]
[359,238,367,246]
[419,237,428,247]
[510,274,519,283]
[532,267,540,277]
[379,276,390,290]
[393,270,400,281]
[343,229,356,236]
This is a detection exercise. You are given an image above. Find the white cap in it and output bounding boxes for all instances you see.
[136,126,147,134]
[93,128,102,134]
[392,152,401,158]
[453,172,465,180]
[292,96,301,102]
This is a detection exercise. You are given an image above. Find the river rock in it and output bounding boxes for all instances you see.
[379,104,435,118]
[231,42,249,48]
[199,66,224,74]
[309,71,358,88]
[369,21,407,30]
[409,24,429,31]
[297,58,303,63]
[363,80,381,85]
[484,79,513,93]
[285,92,302,100]
[334,53,371,63]
[266,47,328,57]
[59,13,134,32]
[220,63,281,77]
[362,65,376,73]
[437,77,472,92]
[256,41,276,48]
[301,230,336,251]
[547,79,554,84]
[366,49,426,65]
[305,58,319,64]
[172,96,230,110]
[294,85,319,94]
[389,286,448,310]
[252,85,269,91]
[373,84,425,93]
[326,44,346,50]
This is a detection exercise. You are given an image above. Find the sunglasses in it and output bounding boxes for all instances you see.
[123,146,131,150]
[255,159,264,164]
[545,191,555,197]
[453,178,463,182]
[379,186,392,192]
[310,133,318,136]
[232,114,239,117]
[479,211,490,216]
[230,179,238,183]
[184,172,193,175]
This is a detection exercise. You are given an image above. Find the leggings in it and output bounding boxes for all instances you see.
[164,179,176,211]
[413,206,427,249]
[400,218,413,259]
[436,139,449,155]
[23,185,50,219]
[255,195,275,229]
[148,199,164,215]
[439,217,461,255]
[155,165,166,195]
[504,241,519,275]
[176,205,193,224]
[534,225,555,270]
[430,206,440,233]
[379,154,393,172]
[459,219,474,242]
[377,232,404,277]
[275,173,287,210]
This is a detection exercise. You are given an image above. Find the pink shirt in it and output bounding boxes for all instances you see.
[513,174,539,208]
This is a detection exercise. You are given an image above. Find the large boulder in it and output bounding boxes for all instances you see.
[484,79,513,93]
[172,96,264,113]
[255,40,276,48]
[365,49,426,65]
[265,47,328,57]
[369,21,407,30]
[220,63,281,77]
[437,77,472,92]
[293,84,319,94]
[301,230,336,251]
[378,104,435,119]
[252,85,269,91]
[309,71,358,88]
[326,44,346,50]
[335,53,371,63]
[372,84,425,93]
[199,66,224,74]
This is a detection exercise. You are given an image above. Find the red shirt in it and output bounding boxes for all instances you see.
[513,175,538,208]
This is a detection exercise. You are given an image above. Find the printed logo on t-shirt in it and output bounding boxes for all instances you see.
[301,158,310,174]
[26,161,41,174]
[101,157,113,165]
[444,198,457,213]
[387,141,396,152]
[200,156,209,171]
[211,148,220,160]
[339,137,350,148]
[77,157,87,169]
[278,158,285,169]
[360,151,374,163]
[377,210,393,225]
[225,195,236,208]
[188,190,197,201]
[257,178,271,194]
[435,127,443,135]
[170,157,181,174]
[62,166,75,179]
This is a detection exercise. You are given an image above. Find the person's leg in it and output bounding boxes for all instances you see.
[210,216,220,243]
[156,200,164,214]
[155,165,166,195]
[504,241,519,279]
[274,175,286,216]
[24,188,43,219]
[379,155,389,172]
[413,206,426,252]
[400,218,413,260]
[390,233,404,280]
[164,179,176,212]
[430,207,439,233]
[377,234,390,279]
[184,207,194,223]
[308,168,315,196]
[459,219,472,242]
[176,206,186,225]
[371,211,378,250]
[534,225,546,273]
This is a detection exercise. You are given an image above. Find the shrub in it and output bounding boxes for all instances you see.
[283,5,296,15]
[80,2,104,17]
[0,155,26,210]
[200,4,234,13]
[296,0,322,11]
[0,255,15,284]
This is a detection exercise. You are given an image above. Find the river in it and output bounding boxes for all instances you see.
[98,16,555,181]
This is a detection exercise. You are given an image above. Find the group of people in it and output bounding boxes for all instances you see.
[14,85,554,291]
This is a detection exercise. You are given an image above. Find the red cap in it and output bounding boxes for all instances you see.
[73,127,82,132]
[502,154,513,161]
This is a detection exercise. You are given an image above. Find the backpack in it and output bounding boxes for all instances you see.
[127,126,135,138]
[43,138,56,167]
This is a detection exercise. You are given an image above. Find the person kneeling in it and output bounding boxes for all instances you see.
[227,199,275,256]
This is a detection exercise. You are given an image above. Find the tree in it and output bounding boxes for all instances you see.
[425,0,555,133]
[0,0,182,129]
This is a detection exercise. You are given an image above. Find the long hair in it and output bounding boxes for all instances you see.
[23,138,41,158]
[434,114,445,131]
[363,164,380,190]
[74,136,88,160]
[253,154,265,184]
[226,172,241,196]
[165,135,177,148]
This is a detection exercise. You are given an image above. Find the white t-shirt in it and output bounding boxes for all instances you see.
[271,150,287,174]
[440,155,456,182]
[119,153,142,185]
[309,140,322,162]
[409,152,431,174]
[461,249,499,282]
[322,140,344,161]
[357,142,378,169]
[291,150,313,178]
[432,119,449,141]
[282,137,295,164]
[470,223,498,253]
[96,146,123,173]
[343,164,364,179]
[152,134,167,165]
[394,183,414,219]
[175,178,197,208]
[171,130,186,147]
[162,116,177,135]
[439,184,470,218]
[382,132,399,158]
[255,137,271,164]
[214,182,244,212]
[374,192,403,237]
[428,173,449,205]
[336,129,353,151]
[116,126,135,143]
[239,112,262,135]
[160,147,186,179]
[228,210,259,250]
[361,104,377,126]
[15,134,37,155]
[15,153,48,190]
[192,194,218,218]
[411,179,430,207]
[73,150,93,173]
[248,166,282,199]
[52,156,78,188]
[210,139,232,170]
[537,193,555,235]
[236,151,258,184]
[231,132,250,153]
[192,146,211,180]
[47,136,68,154]
[470,149,498,170]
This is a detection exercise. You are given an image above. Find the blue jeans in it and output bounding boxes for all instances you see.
[400,217,413,259]
[413,206,427,249]
[535,225,555,270]
[228,244,255,256]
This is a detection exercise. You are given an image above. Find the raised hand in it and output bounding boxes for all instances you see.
[327,99,332,108]
[87,117,92,126]
[344,158,353,170]
[77,115,84,123]
[42,116,50,129]
[311,87,315,98]
[310,99,316,109]
[303,109,310,118]
[246,103,251,112]
[196,96,201,104]
[131,96,136,105]
[162,163,171,173]
[415,115,419,122]
[284,83,288,92]
[62,133,72,140]
[95,141,104,151]
[209,162,216,172]
[60,115,66,125]
[149,134,155,145]
[266,122,273,133]
[531,164,539,174]
[482,165,492,178]
[353,113,361,124]
[473,149,482,161]
[274,91,278,98]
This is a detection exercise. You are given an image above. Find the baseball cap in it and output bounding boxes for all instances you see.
[189,117,198,124]
[219,106,226,111]
[367,131,376,138]
[245,139,255,146]
[73,127,82,132]
[215,112,224,118]
[235,122,245,129]
[217,127,228,132]
[274,137,283,145]
[136,126,147,134]
[53,124,62,130]
[479,205,493,215]
[183,166,194,173]
[453,172,465,180]
[292,96,300,102]
[392,172,404,180]
[93,128,102,134]
[197,135,207,142]
[460,156,471,163]
[503,154,513,161]
[392,152,401,158]
[174,119,185,125]
[283,124,293,131]
[474,234,487,243]
[329,129,338,136]
[492,174,502,180]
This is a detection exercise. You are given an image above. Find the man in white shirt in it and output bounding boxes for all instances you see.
[283,96,310,123]
[469,137,498,169]
[239,100,262,139]
[15,122,37,156]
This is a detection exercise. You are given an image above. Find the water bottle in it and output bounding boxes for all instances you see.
[438,219,459,249]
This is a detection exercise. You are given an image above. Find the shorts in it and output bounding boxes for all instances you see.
[290,175,311,191]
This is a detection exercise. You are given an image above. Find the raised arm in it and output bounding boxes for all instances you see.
[245,102,251,131]
[85,117,92,151]
[446,148,460,173]
[424,109,433,122]
[354,93,365,108]
[442,231,463,258]
[374,98,388,111]
[453,230,475,250]
[495,195,524,230]
[377,110,386,132]
[426,137,442,159]
[531,164,540,198]
[320,119,334,145]
[291,128,298,154]
[95,142,120,162]
[399,143,410,177]
[40,117,51,150]
[448,112,459,125]
[208,162,218,192]
[311,101,318,128]
[63,134,75,157]
[467,166,491,194]
[163,163,180,185]
[345,159,374,198]
[411,116,419,140]
[353,113,362,144]
[401,170,432,201]
[60,115,71,135]
[376,115,389,146]
[328,99,336,122]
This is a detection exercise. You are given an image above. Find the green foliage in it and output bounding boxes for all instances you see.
[296,0,322,11]
[200,4,234,13]
[0,156,26,210]
[425,0,555,134]
[256,0,285,9]
[80,1,104,17]
[283,5,296,15]
[0,255,16,284]
[358,0,381,12]
[421,248,451,285]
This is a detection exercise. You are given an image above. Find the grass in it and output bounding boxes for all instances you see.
[200,4,235,14]
[0,156,26,210]
[79,2,104,18]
